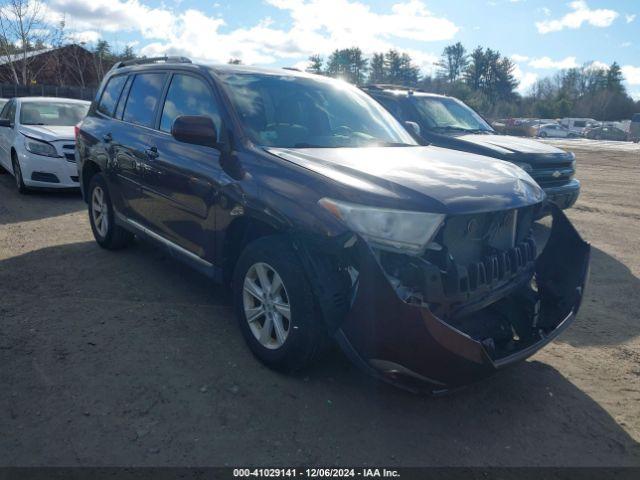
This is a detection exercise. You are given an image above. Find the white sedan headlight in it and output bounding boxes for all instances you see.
[319,198,444,255]
[24,137,59,157]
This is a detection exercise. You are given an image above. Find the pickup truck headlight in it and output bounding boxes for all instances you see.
[319,198,444,255]
[24,137,59,157]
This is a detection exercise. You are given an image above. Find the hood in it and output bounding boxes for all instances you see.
[457,134,564,154]
[445,133,574,163]
[267,146,545,214]
[19,125,75,142]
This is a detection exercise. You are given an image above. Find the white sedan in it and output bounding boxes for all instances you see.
[536,123,578,139]
[0,97,90,193]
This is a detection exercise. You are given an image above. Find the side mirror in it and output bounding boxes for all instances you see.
[0,118,12,128]
[404,120,421,137]
[171,115,218,148]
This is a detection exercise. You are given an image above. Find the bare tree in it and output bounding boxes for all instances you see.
[0,0,53,85]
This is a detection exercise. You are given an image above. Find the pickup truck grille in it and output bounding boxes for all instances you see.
[529,160,575,188]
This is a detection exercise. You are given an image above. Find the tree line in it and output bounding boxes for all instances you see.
[1,0,637,119]
[308,43,639,120]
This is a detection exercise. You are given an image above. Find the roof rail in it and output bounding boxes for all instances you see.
[111,56,192,70]
[362,84,422,93]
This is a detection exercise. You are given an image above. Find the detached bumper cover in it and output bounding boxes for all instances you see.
[320,204,590,392]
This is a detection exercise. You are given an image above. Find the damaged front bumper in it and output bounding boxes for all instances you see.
[299,204,590,393]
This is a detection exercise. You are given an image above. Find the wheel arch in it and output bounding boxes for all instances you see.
[81,160,101,202]
[222,216,282,284]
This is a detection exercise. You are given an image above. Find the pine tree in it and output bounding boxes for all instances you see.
[306,54,323,74]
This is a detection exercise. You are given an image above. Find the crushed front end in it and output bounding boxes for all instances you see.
[299,203,590,393]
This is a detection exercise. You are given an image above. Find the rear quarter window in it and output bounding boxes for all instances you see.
[97,75,127,117]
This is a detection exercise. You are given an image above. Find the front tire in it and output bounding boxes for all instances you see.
[12,155,28,194]
[88,173,133,250]
[233,236,323,372]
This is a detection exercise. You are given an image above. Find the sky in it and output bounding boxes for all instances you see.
[44,0,640,98]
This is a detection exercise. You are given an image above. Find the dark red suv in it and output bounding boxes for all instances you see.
[76,58,590,393]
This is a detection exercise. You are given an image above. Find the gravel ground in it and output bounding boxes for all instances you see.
[0,146,639,467]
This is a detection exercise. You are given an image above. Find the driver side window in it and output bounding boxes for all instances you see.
[160,74,221,134]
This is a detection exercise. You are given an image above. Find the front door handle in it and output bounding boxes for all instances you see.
[103,133,112,143]
[145,146,159,159]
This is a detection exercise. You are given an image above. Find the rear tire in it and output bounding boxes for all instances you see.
[88,173,133,250]
[233,235,324,372]
[12,155,28,194]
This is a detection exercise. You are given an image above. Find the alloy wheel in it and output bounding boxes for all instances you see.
[242,262,291,350]
[91,186,109,238]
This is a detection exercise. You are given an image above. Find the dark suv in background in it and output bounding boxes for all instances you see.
[363,85,581,211]
[76,58,590,392]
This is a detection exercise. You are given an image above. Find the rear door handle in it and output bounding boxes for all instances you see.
[145,146,159,159]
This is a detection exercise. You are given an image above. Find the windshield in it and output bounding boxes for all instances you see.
[20,101,89,126]
[218,73,416,148]
[410,96,493,133]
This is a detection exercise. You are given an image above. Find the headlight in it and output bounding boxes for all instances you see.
[319,198,444,255]
[513,162,533,173]
[24,137,59,157]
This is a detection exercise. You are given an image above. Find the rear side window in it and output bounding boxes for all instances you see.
[114,76,134,120]
[97,75,127,116]
[632,114,640,122]
[122,73,166,128]
[374,95,404,120]
[160,74,221,133]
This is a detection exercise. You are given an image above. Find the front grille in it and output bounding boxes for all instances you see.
[530,158,575,188]
[418,206,537,317]
[454,237,536,294]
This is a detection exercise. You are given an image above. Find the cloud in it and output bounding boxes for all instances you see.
[535,1,619,34]
[47,0,176,39]
[510,54,529,62]
[584,60,609,71]
[622,65,640,85]
[47,0,457,70]
[625,13,636,23]
[528,56,578,69]
[67,30,101,43]
[512,64,538,94]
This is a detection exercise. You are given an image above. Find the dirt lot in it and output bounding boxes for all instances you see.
[1,145,639,467]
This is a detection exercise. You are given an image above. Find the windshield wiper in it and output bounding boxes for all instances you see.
[374,141,414,147]
[432,126,471,132]
[293,142,326,148]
